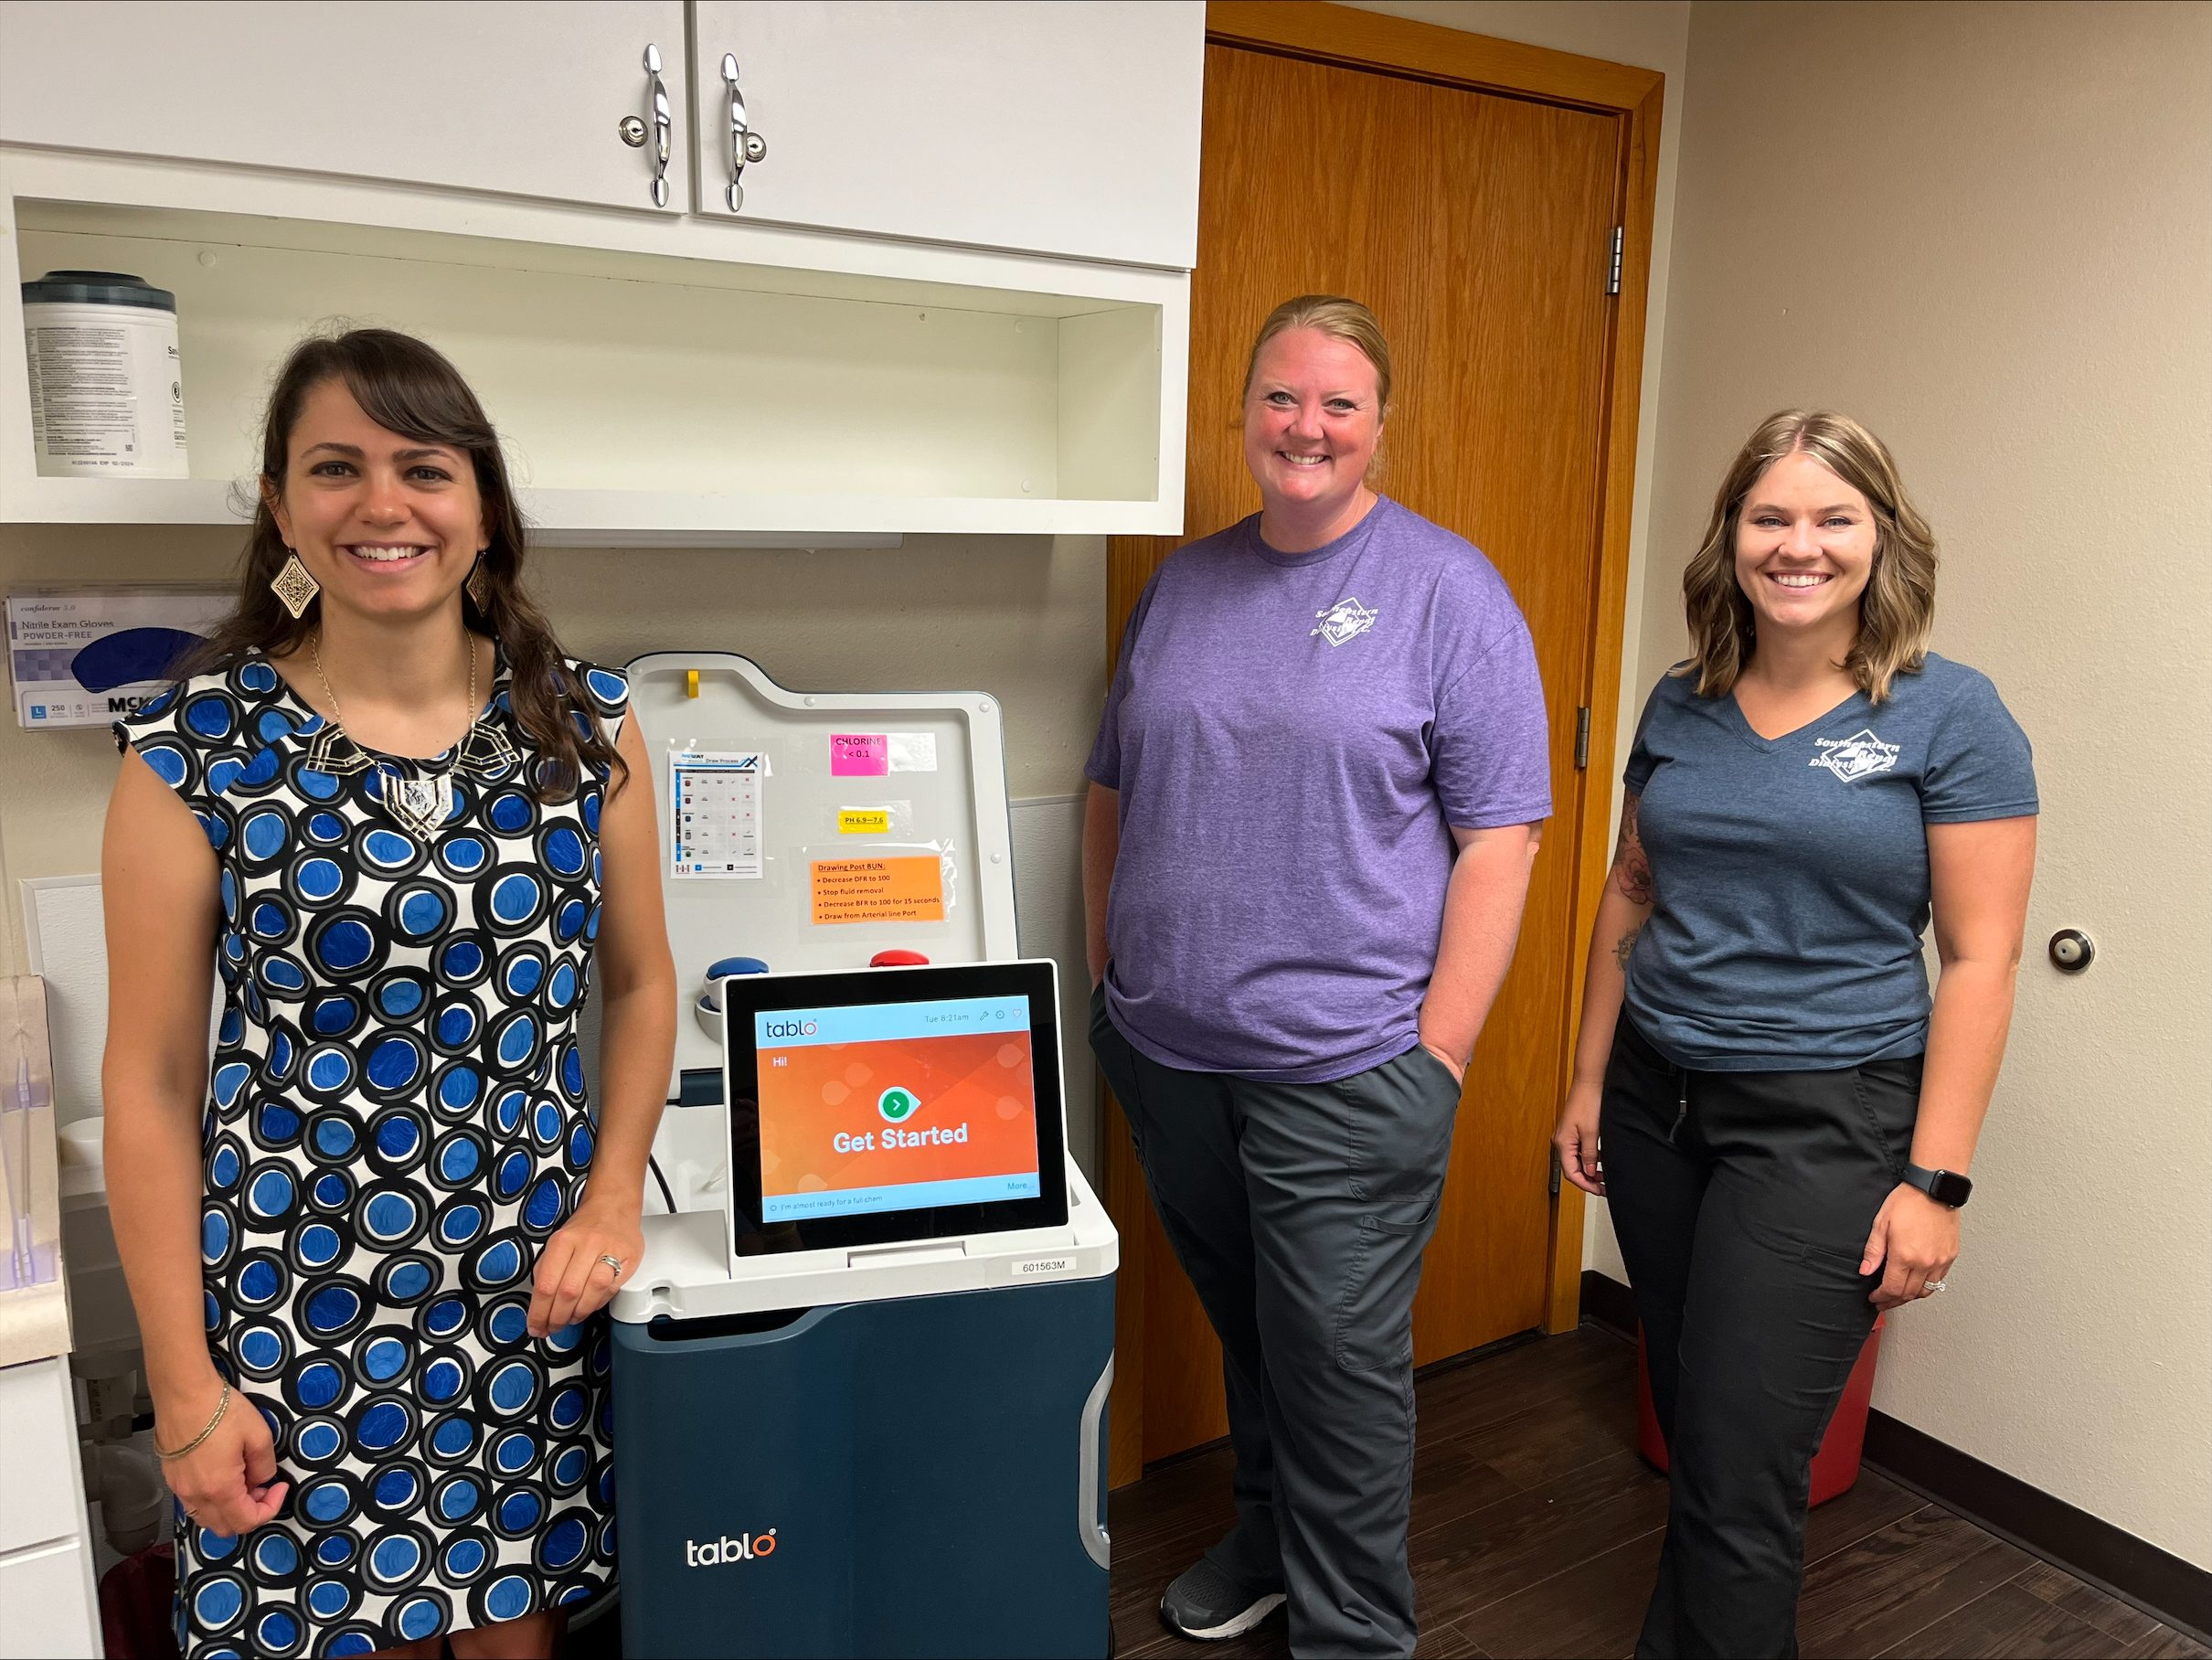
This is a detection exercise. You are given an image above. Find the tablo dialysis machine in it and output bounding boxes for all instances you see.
[605,654,1117,1659]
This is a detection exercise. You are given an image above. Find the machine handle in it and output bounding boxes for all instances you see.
[643,42,673,207]
[1079,1353,1112,1570]
[721,51,768,211]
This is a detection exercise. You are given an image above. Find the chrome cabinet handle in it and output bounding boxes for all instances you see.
[643,42,672,207]
[721,51,767,211]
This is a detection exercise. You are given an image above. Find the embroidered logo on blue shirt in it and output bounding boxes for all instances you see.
[1810,729,1901,782]
[1310,596,1378,647]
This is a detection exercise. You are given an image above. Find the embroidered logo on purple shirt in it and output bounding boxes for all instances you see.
[1310,596,1378,646]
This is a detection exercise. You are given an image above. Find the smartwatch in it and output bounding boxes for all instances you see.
[1904,1164,1973,1208]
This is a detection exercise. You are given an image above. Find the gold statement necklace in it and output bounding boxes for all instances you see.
[311,630,474,838]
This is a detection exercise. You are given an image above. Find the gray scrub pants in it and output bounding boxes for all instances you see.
[1090,984,1463,1659]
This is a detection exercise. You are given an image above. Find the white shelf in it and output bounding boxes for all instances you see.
[0,151,1189,539]
[2,474,1181,544]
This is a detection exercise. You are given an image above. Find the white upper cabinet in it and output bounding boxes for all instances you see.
[0,1,1196,537]
[691,1,1203,268]
[0,1,690,214]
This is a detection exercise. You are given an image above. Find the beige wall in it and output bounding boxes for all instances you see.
[1638,0,2212,1567]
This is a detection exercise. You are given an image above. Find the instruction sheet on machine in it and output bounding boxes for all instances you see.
[666,729,951,896]
[670,750,763,878]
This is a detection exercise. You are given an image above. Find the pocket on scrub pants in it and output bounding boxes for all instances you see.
[1849,1053,1924,1179]
[1333,1182,1446,1373]
[1405,1041,1465,1104]
[1325,1047,1460,1371]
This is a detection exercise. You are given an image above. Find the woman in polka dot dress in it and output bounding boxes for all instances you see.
[101,329,676,1660]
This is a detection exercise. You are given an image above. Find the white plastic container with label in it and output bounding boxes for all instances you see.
[21,270,190,478]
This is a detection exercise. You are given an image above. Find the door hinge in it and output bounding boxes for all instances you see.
[1574,707,1590,770]
[1607,226,1623,296]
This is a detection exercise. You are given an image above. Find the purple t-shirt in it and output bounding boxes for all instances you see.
[1087,497,1551,1082]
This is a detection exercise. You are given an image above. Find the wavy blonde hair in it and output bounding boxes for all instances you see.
[1241,294,1394,414]
[1678,410,1937,704]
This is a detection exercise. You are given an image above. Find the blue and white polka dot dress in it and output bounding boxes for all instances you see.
[116,651,634,1658]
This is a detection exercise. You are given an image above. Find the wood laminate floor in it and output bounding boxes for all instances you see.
[1108,1325,2207,1660]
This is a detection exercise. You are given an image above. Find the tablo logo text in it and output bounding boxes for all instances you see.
[687,1529,778,1566]
[760,1018,818,1039]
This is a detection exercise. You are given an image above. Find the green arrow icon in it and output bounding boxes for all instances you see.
[877,1087,919,1123]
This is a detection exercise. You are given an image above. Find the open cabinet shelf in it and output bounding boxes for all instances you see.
[0,152,1188,541]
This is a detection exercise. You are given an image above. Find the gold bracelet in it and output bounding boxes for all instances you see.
[153,1383,230,1461]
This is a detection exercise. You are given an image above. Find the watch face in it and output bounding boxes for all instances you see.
[1930,1169,1973,1208]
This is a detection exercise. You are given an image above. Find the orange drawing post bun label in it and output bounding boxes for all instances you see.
[811,856,945,925]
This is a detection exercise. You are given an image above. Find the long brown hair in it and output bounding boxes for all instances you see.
[1677,409,1938,704]
[189,328,622,798]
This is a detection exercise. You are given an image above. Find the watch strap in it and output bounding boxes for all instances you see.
[1904,1163,1973,1208]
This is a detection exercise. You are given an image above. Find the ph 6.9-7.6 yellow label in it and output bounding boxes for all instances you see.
[837,809,892,835]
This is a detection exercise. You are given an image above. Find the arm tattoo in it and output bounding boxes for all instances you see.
[1613,923,1643,970]
[1613,793,1654,906]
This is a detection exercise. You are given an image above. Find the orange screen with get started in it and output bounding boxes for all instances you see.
[757,1029,1039,1206]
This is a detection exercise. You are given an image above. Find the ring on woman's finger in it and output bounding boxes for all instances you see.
[598,1253,624,1274]
[1923,1279,1947,1294]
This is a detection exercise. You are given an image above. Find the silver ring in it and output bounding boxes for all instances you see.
[599,1253,624,1274]
[1922,1279,1947,1294]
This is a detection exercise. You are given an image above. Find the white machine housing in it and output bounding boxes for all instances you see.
[614,654,1112,1323]
[610,1151,1116,1323]
[625,651,1021,1101]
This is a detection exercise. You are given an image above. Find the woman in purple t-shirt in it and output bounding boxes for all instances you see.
[1083,296,1552,1658]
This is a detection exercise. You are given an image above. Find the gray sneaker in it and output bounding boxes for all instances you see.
[1159,1557,1287,1641]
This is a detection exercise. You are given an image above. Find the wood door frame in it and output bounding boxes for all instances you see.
[1102,0,1664,1488]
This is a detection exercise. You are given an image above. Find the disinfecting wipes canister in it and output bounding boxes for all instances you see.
[21,270,190,478]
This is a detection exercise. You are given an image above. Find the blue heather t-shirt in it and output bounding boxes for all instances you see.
[1622,654,2037,1070]
[1086,497,1552,1083]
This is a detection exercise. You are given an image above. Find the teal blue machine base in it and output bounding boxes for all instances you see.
[611,1274,1115,1657]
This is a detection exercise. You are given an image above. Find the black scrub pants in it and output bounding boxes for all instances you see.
[1090,985,1463,1659]
[1601,1016,1922,1659]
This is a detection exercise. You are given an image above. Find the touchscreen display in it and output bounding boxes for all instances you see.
[753,995,1044,1222]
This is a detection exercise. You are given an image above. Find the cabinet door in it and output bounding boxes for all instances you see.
[0,1543,98,1660]
[691,1,1203,267]
[0,1,688,214]
[0,1358,90,1559]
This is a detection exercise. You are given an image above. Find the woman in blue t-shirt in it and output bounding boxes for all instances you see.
[1553,410,2037,1657]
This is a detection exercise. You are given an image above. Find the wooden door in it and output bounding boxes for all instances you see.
[0,1,688,214]
[688,1,1204,266]
[1106,26,1643,1471]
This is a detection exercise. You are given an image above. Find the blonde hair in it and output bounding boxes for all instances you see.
[1679,410,1937,704]
[1241,294,1393,414]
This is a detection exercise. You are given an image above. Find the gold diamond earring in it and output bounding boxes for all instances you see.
[271,552,320,620]
[465,554,493,614]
